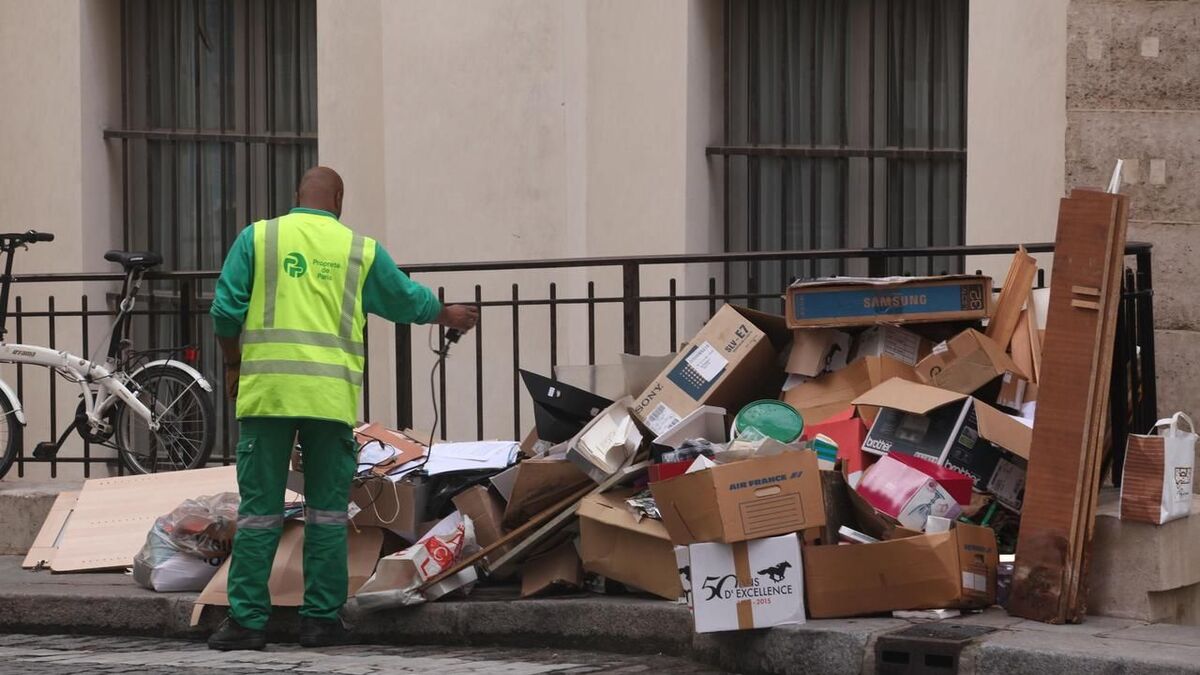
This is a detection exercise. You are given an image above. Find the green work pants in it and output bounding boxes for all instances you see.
[228,417,357,630]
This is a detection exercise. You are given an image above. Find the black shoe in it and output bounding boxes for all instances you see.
[299,616,355,648]
[207,617,266,651]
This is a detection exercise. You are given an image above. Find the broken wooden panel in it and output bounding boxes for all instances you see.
[987,246,1037,351]
[1009,190,1126,624]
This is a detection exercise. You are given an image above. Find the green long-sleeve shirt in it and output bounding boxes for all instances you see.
[210,207,442,338]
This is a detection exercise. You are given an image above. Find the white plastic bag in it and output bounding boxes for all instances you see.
[1120,413,1196,525]
[132,492,238,592]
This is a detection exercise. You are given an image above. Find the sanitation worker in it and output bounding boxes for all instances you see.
[207,166,478,650]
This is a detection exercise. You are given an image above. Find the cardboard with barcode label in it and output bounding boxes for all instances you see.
[803,522,997,619]
[649,450,825,545]
[785,275,992,329]
[632,304,788,437]
[683,533,805,633]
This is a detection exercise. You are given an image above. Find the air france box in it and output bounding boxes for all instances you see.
[785,275,992,329]
[650,450,825,545]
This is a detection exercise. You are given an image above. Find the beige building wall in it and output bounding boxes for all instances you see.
[965,0,1069,279]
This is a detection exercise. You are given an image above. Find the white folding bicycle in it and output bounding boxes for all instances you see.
[0,231,216,478]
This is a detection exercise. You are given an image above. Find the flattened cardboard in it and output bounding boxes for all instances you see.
[22,490,78,569]
[783,356,918,426]
[804,523,997,618]
[786,275,992,328]
[633,305,788,437]
[554,353,677,401]
[650,450,825,545]
[785,329,851,377]
[578,489,682,600]
[520,540,583,598]
[502,458,591,529]
[194,521,383,615]
[915,329,1030,398]
[52,466,240,572]
[350,476,429,542]
[685,534,805,633]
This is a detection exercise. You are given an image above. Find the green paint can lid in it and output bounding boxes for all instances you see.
[733,400,804,444]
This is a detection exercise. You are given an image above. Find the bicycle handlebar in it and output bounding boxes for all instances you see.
[0,230,54,246]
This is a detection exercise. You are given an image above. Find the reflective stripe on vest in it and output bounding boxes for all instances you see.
[236,212,374,426]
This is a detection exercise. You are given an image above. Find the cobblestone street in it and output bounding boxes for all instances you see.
[0,634,730,674]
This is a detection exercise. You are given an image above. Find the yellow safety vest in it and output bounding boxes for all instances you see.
[236,212,376,426]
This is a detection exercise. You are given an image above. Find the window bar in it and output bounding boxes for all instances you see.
[721,0,731,300]
[549,282,558,372]
[146,0,156,258]
[780,0,790,298]
[511,283,520,440]
[586,281,595,365]
[868,0,876,253]
[48,296,56,479]
[957,0,969,260]
[927,0,937,274]
[172,0,181,275]
[747,0,759,299]
[81,294,90,478]
[265,0,274,212]
[838,1,849,276]
[437,286,447,441]
[120,0,130,251]
[810,0,821,279]
[668,278,677,352]
[474,284,484,441]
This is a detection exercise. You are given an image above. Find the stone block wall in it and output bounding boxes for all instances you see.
[1066,0,1200,421]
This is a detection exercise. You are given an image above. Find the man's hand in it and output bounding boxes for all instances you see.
[225,365,240,399]
[437,304,480,333]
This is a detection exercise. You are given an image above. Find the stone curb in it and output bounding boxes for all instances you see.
[2,586,1200,674]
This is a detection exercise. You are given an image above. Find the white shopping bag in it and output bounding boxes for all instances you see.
[1120,413,1196,525]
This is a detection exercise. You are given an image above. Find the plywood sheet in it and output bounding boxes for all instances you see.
[1009,191,1125,623]
[52,466,239,572]
[1010,309,1037,384]
[21,491,78,569]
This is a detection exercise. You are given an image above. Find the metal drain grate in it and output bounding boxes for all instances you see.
[875,624,997,674]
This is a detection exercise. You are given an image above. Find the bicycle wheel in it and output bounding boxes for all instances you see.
[0,394,20,480]
[115,365,215,474]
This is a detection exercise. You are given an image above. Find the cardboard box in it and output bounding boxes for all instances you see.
[501,458,591,529]
[851,325,932,366]
[857,454,964,531]
[853,378,1032,492]
[521,540,583,598]
[785,275,992,329]
[650,450,825,545]
[682,533,805,633]
[801,407,871,478]
[785,329,851,377]
[915,329,1029,408]
[578,489,682,600]
[783,356,919,426]
[349,476,429,542]
[633,305,788,437]
[354,423,427,469]
[804,523,998,618]
[451,486,508,551]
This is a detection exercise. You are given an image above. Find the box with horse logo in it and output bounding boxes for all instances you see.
[676,533,805,633]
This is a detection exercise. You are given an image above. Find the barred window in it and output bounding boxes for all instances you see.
[712,0,968,307]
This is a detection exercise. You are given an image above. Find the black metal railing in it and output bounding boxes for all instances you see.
[2,243,1156,484]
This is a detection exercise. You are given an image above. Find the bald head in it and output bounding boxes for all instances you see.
[296,166,345,217]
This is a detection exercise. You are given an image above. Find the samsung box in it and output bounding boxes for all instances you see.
[679,533,805,633]
[853,378,1031,499]
[804,523,998,618]
[633,305,788,437]
[785,275,992,329]
[650,450,825,545]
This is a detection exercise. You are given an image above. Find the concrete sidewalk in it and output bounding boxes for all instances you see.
[1,557,1198,674]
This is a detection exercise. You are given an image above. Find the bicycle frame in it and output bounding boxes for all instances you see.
[0,343,155,431]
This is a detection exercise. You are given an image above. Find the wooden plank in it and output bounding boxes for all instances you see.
[21,491,78,570]
[987,245,1037,349]
[1009,191,1122,623]
[1027,305,1044,383]
[1066,191,1129,620]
